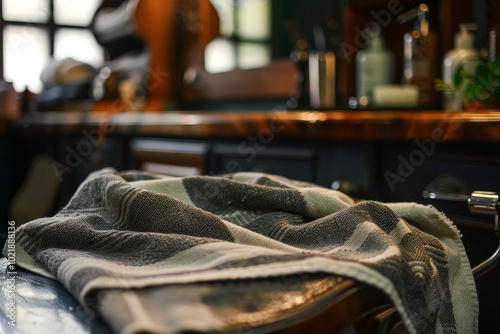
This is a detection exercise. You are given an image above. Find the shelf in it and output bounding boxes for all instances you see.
[347,0,429,11]
[8,110,500,142]
[340,0,475,102]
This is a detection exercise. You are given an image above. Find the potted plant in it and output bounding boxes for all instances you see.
[436,56,500,110]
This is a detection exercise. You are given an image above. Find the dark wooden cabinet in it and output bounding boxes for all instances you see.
[130,139,209,176]
[211,143,316,181]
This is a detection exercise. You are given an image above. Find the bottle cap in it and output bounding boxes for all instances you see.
[396,4,430,36]
[371,35,383,48]
[455,23,477,49]
[366,23,383,48]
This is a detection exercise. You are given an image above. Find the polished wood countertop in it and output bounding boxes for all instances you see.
[6,110,500,142]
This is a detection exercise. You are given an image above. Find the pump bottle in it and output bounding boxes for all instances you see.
[355,29,395,106]
[441,24,478,110]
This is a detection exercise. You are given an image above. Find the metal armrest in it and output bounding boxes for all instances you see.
[422,175,500,279]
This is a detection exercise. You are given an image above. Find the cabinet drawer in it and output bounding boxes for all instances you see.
[130,139,209,176]
[212,144,315,182]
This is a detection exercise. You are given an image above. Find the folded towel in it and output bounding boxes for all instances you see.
[5,169,478,334]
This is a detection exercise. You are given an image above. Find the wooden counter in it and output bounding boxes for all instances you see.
[9,110,500,142]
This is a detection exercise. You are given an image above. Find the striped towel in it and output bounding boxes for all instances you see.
[5,169,478,334]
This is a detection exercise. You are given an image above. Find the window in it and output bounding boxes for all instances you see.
[1,0,104,93]
[205,0,342,75]
[206,0,272,73]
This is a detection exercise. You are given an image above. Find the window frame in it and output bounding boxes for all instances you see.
[0,0,102,87]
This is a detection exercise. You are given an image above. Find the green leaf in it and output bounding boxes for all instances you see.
[453,63,465,87]
[491,58,500,77]
[475,62,490,81]
[434,79,455,92]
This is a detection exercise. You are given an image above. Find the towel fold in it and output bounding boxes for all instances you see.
[5,169,478,334]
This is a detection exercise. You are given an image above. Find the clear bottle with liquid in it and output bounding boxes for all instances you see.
[401,4,440,109]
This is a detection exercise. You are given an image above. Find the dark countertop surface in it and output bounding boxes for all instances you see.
[3,109,500,142]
